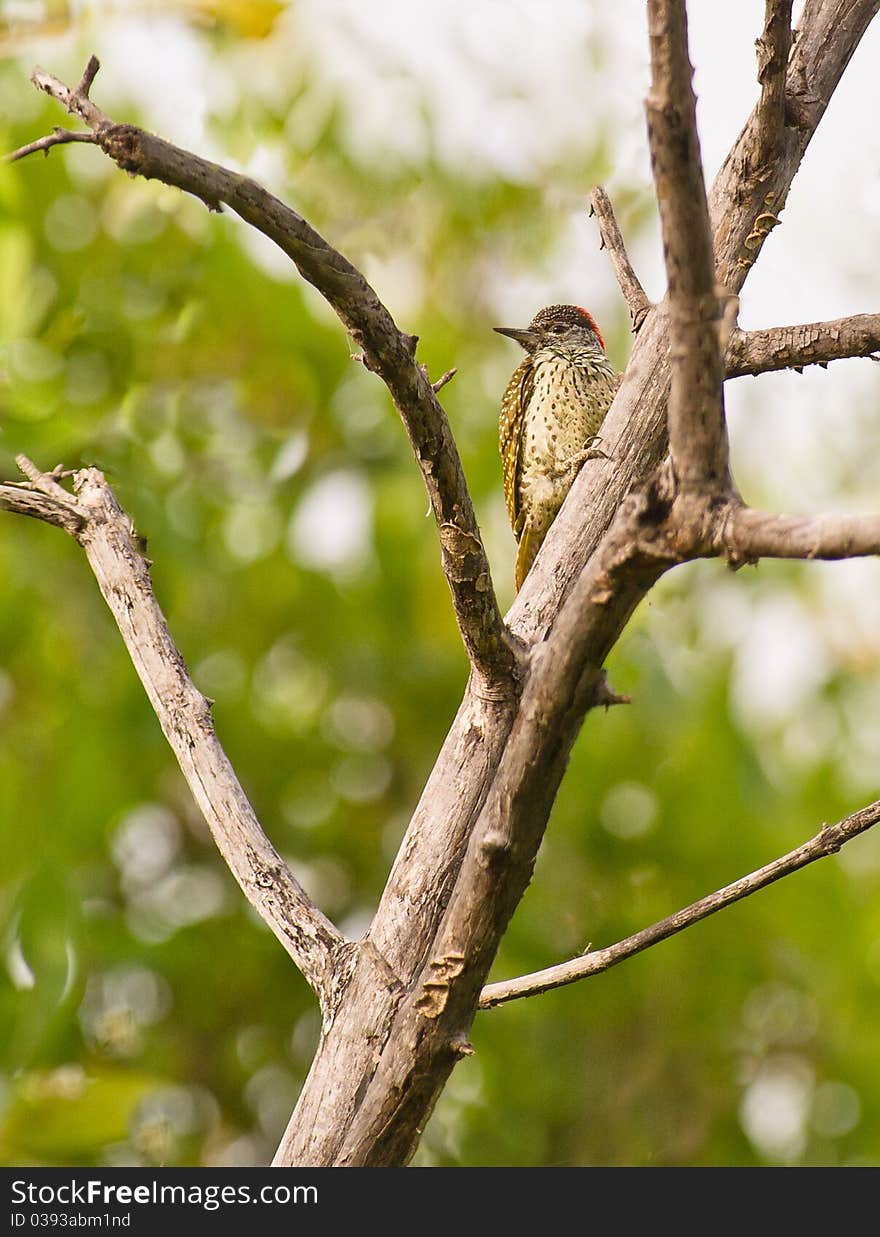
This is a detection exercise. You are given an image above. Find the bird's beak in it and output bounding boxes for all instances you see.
[493,325,539,351]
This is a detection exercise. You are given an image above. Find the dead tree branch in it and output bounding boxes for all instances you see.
[753,1,794,168]
[315,492,674,1166]
[716,506,880,562]
[480,799,880,1009]
[14,57,515,695]
[645,0,730,491]
[0,458,346,1016]
[726,315,880,376]
[589,187,652,331]
[32,53,107,131]
[0,470,86,534]
[6,126,99,162]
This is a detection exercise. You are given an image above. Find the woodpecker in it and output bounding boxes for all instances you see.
[496,304,619,591]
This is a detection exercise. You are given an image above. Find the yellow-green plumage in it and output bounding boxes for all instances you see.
[496,304,619,591]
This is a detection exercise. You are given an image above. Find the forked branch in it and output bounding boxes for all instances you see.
[6,127,99,161]
[512,0,880,645]
[0,458,346,1016]
[9,57,515,694]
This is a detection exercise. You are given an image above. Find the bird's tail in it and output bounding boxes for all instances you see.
[514,527,538,592]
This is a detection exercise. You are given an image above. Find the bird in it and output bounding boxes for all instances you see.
[495,303,619,592]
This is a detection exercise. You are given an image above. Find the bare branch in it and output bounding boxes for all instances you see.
[75,53,101,99]
[325,487,677,1165]
[5,126,99,163]
[726,314,880,377]
[645,0,729,490]
[31,54,107,132]
[480,799,880,1009]
[589,187,652,331]
[431,367,458,394]
[513,0,880,648]
[717,505,880,563]
[0,479,85,535]
[712,0,880,283]
[12,57,516,694]
[753,1,794,167]
[280,2,880,1160]
[3,458,346,1013]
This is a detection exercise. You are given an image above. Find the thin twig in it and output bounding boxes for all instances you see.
[14,452,71,497]
[589,187,652,331]
[645,0,730,491]
[12,56,516,694]
[75,53,101,98]
[726,314,880,377]
[5,127,99,163]
[431,367,458,394]
[0,478,85,535]
[2,457,346,1013]
[480,799,880,1008]
[753,0,794,167]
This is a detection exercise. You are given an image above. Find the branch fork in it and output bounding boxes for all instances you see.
[1,457,346,1017]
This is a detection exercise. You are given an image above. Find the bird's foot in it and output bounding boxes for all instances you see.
[582,434,609,460]
[560,436,609,478]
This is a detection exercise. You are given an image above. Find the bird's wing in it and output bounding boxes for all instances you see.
[571,360,622,438]
[591,366,623,436]
[499,358,533,534]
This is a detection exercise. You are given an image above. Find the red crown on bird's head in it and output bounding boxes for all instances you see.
[529,304,605,351]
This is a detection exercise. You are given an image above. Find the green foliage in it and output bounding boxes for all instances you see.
[1,4,879,1169]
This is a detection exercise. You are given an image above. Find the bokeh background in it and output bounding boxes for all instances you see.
[1,0,879,1167]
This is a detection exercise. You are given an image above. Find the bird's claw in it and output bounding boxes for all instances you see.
[583,434,609,460]
[562,437,610,476]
